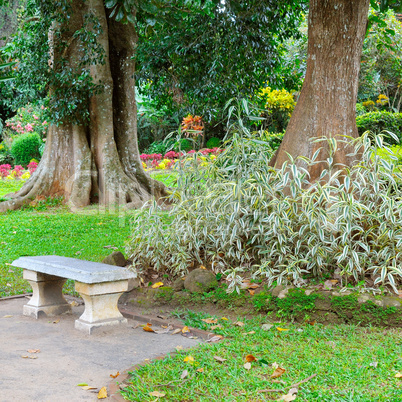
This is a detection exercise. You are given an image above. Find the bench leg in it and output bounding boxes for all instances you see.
[74,280,128,334]
[23,269,72,318]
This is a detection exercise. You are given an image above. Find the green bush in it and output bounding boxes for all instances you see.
[10,132,42,166]
[356,111,402,144]
[128,127,402,294]
[173,138,193,152]
[206,137,221,148]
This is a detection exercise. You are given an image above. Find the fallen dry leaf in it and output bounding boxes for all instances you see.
[180,369,189,379]
[181,326,190,334]
[243,331,256,335]
[176,345,183,350]
[369,362,378,368]
[82,386,98,390]
[213,356,227,363]
[152,282,164,289]
[201,318,218,324]
[271,367,286,378]
[52,319,60,324]
[151,274,159,279]
[235,321,245,327]
[278,394,297,401]
[143,323,155,333]
[27,349,40,354]
[245,354,257,362]
[2,315,13,318]
[395,373,402,378]
[221,317,229,321]
[110,371,120,379]
[276,327,289,332]
[171,328,182,335]
[248,289,255,296]
[154,328,171,334]
[210,325,222,330]
[206,335,224,343]
[196,368,204,373]
[244,362,252,370]
[149,391,166,397]
[262,324,273,331]
[183,355,194,364]
[248,283,260,289]
[97,387,107,399]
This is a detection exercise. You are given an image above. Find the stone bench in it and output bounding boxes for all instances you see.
[12,255,136,334]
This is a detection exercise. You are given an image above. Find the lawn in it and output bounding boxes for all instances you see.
[121,311,402,402]
[0,171,176,297]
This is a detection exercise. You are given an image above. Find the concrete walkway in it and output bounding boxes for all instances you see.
[0,296,200,401]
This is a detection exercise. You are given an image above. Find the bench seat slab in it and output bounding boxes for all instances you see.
[23,270,72,318]
[74,280,128,334]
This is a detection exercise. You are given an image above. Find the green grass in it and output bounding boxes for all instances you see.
[0,180,24,199]
[121,311,402,401]
[150,170,178,187]
[0,208,133,297]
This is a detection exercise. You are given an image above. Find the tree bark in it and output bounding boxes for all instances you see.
[0,0,166,212]
[270,0,370,181]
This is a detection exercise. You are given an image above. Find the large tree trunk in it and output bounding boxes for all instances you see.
[270,0,370,181]
[0,0,166,213]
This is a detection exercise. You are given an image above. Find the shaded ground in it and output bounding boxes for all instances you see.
[0,296,200,401]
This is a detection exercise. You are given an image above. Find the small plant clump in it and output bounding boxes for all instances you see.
[128,119,402,294]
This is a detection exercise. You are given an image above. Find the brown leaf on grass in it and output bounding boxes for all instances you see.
[276,327,289,332]
[143,323,155,333]
[248,283,260,289]
[206,335,223,343]
[210,325,222,330]
[244,362,252,370]
[149,391,166,397]
[213,356,227,363]
[110,371,120,379]
[221,317,229,321]
[152,282,164,289]
[245,354,257,362]
[235,321,245,327]
[243,331,256,335]
[27,349,40,353]
[196,368,204,373]
[180,369,189,379]
[201,318,218,324]
[97,387,107,399]
[271,367,286,378]
[395,373,402,378]
[248,289,255,296]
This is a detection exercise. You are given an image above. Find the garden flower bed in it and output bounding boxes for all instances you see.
[0,161,38,181]
[140,148,222,170]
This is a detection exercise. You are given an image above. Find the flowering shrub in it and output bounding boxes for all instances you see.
[5,104,48,139]
[0,161,36,181]
[181,114,204,138]
[140,148,222,170]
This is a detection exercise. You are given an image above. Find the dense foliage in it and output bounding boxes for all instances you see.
[135,0,306,123]
[128,112,402,293]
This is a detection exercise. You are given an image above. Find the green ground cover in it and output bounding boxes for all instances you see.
[121,311,402,402]
[0,208,133,297]
[0,180,24,199]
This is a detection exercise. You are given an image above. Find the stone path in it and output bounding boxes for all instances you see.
[0,297,200,401]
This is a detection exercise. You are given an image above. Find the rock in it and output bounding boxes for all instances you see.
[102,251,127,267]
[305,289,314,296]
[382,297,401,308]
[278,288,292,299]
[184,268,218,293]
[172,277,185,292]
[261,323,273,331]
[271,285,284,298]
[358,294,371,304]
[314,298,332,311]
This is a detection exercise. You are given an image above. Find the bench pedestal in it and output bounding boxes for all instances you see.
[74,280,128,334]
[23,270,72,318]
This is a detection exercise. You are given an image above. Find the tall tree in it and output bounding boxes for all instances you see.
[0,0,166,212]
[270,0,371,180]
